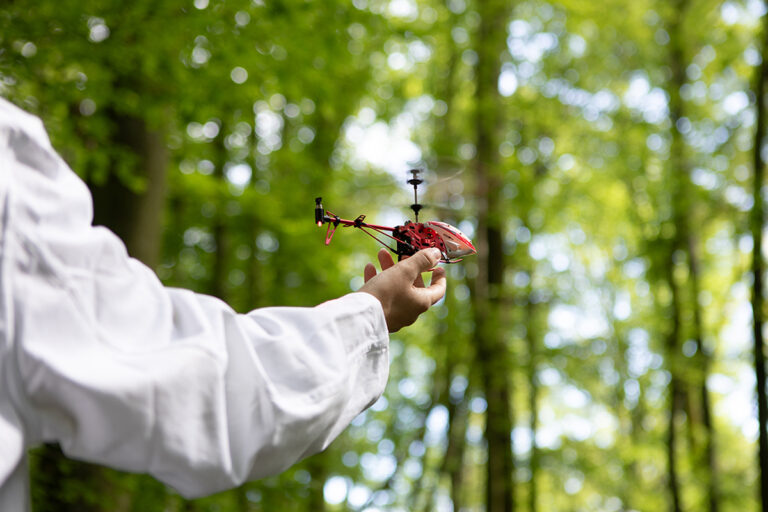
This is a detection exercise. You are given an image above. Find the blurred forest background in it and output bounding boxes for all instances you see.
[2,0,768,510]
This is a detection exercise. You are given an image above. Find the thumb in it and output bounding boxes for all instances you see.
[400,248,441,278]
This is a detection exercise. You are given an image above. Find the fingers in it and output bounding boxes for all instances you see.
[422,266,447,305]
[364,263,377,283]
[360,247,448,332]
[368,246,441,294]
[377,248,395,270]
[365,249,395,283]
[399,248,442,280]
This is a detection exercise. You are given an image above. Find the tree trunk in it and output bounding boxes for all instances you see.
[613,327,637,512]
[666,377,683,512]
[444,392,470,510]
[209,122,229,299]
[29,444,106,512]
[306,455,327,512]
[472,1,514,511]
[663,2,695,510]
[753,4,768,510]
[234,486,250,512]
[664,231,684,512]
[91,113,169,268]
[433,287,471,511]
[666,1,719,505]
[688,235,718,512]
[526,293,539,512]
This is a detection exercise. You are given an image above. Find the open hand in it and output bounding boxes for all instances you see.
[359,248,447,332]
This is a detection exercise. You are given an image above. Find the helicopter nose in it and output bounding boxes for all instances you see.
[443,238,477,258]
[424,220,477,259]
[446,246,476,258]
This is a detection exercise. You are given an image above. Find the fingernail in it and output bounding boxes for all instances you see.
[429,248,441,259]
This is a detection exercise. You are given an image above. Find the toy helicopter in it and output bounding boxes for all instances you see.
[315,169,476,264]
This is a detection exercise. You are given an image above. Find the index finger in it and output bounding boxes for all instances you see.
[398,248,441,280]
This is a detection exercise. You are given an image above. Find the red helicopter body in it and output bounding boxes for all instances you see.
[315,170,476,263]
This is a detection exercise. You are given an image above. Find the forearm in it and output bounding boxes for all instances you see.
[16,285,388,497]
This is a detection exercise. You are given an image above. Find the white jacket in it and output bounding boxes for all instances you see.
[0,98,389,511]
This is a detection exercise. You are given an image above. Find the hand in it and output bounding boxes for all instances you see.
[359,247,447,333]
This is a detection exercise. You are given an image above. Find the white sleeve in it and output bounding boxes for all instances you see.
[0,99,390,497]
